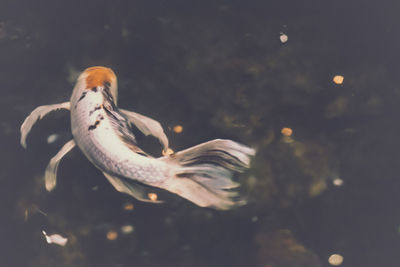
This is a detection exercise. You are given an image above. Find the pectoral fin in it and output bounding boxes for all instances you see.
[45,139,76,192]
[20,102,70,148]
[119,109,169,152]
[102,172,163,203]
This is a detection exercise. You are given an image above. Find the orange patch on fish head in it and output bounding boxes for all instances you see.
[82,66,119,103]
[84,66,116,89]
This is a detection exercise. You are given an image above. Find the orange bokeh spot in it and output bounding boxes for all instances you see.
[173,125,183,133]
[148,193,158,201]
[333,75,344,85]
[106,230,118,241]
[281,127,293,137]
[123,202,134,211]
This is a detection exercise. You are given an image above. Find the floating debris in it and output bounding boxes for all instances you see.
[36,207,47,216]
[332,178,344,186]
[281,127,294,144]
[173,125,183,134]
[120,224,134,234]
[106,230,118,241]
[42,230,68,246]
[123,202,134,211]
[148,193,158,201]
[333,75,344,84]
[328,254,343,266]
[280,33,288,43]
[281,127,293,137]
[46,134,59,144]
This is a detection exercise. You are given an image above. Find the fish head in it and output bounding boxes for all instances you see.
[78,66,118,104]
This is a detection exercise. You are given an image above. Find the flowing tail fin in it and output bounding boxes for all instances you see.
[160,139,256,210]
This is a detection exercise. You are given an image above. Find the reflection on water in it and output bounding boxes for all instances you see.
[2,0,400,266]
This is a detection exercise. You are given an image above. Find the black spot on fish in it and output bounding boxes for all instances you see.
[91,87,98,92]
[104,81,111,88]
[75,92,88,108]
[89,104,103,116]
[96,114,104,121]
[88,120,101,131]
[77,92,87,102]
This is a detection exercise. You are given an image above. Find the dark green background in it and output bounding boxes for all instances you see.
[1,0,399,266]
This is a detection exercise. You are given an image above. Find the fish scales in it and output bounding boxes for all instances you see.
[71,81,168,185]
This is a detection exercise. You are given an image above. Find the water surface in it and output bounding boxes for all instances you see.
[1,1,400,266]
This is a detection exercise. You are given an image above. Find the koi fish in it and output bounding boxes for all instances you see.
[20,66,255,210]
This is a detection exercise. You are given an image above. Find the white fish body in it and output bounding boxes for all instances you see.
[70,67,169,185]
[20,66,256,210]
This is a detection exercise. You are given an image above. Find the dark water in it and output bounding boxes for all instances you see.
[1,0,400,266]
